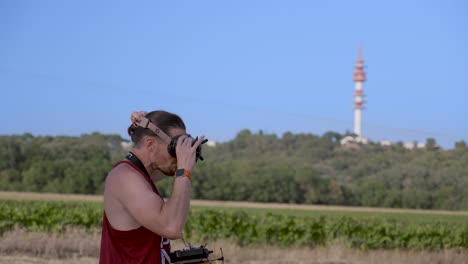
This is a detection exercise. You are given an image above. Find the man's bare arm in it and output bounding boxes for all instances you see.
[111,168,191,239]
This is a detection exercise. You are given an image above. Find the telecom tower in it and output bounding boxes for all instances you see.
[353,47,366,137]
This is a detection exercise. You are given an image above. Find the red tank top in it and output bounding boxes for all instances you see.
[99,160,171,264]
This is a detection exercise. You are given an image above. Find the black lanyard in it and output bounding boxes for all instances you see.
[125,151,150,177]
[125,152,166,201]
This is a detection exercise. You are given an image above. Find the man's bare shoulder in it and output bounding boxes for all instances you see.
[105,162,152,195]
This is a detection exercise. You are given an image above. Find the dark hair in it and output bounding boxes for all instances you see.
[128,110,186,145]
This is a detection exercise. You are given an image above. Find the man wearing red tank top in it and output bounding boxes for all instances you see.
[99,110,205,264]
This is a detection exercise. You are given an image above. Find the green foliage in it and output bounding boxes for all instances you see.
[185,210,468,250]
[0,200,102,234]
[1,131,468,210]
[0,133,125,194]
[188,130,468,210]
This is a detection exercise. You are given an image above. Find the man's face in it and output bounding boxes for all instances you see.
[152,127,187,176]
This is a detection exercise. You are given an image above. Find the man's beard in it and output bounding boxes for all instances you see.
[151,162,176,176]
[162,168,176,176]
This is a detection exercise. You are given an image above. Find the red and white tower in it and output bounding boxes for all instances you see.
[353,46,366,137]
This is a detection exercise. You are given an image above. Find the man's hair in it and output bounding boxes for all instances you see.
[128,110,186,145]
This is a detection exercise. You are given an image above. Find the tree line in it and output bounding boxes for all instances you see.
[1,131,467,210]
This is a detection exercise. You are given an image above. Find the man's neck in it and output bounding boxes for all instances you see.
[130,148,154,176]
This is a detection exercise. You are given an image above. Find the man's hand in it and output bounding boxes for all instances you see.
[176,135,206,172]
[130,111,148,123]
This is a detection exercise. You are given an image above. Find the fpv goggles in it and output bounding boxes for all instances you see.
[133,117,208,162]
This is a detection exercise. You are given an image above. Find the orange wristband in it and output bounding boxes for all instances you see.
[175,169,192,180]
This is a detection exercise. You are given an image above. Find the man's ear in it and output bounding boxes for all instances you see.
[144,136,156,149]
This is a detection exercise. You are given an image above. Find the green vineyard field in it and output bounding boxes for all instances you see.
[1,199,467,250]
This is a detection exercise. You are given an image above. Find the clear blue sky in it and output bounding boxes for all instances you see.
[1,0,467,148]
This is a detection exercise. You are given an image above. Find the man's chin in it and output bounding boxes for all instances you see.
[161,169,176,177]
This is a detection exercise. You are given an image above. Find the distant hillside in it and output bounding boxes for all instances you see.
[1,131,467,210]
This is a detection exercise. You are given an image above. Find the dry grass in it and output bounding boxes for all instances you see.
[0,229,467,264]
[0,229,100,259]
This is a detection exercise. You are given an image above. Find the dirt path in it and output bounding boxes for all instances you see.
[1,191,468,216]
[0,256,97,264]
